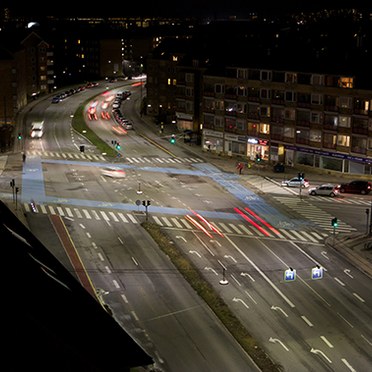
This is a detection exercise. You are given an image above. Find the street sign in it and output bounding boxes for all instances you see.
[311,266,323,280]
[284,268,296,282]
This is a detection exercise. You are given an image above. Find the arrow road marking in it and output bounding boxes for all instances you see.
[271,305,288,317]
[344,269,353,278]
[176,236,187,242]
[269,337,289,351]
[233,297,249,309]
[240,272,255,281]
[204,267,218,275]
[189,250,201,258]
[310,348,332,363]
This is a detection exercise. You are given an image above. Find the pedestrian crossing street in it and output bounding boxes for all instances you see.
[26,150,204,165]
[272,196,358,233]
[23,202,328,243]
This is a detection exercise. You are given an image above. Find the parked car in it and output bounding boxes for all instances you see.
[339,180,372,195]
[281,177,310,188]
[308,184,340,197]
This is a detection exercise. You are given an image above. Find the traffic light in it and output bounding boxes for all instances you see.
[116,142,121,150]
[298,172,305,180]
[255,153,261,162]
[331,217,338,228]
[17,132,22,140]
[170,134,176,144]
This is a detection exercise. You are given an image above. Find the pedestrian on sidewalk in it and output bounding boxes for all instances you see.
[22,153,26,162]
[236,162,244,174]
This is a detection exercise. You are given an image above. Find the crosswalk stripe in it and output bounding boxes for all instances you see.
[311,231,325,240]
[161,217,173,227]
[56,206,65,216]
[127,214,138,224]
[229,223,243,234]
[90,210,100,220]
[118,212,128,223]
[300,230,318,242]
[238,224,254,235]
[172,218,183,228]
[155,158,164,163]
[65,207,74,218]
[49,206,56,215]
[218,222,233,233]
[143,158,152,163]
[289,229,307,241]
[279,229,296,240]
[74,208,83,218]
[82,209,92,219]
[180,218,193,229]
[85,154,93,160]
[109,211,119,222]
[24,203,31,212]
[132,158,141,163]
[153,216,163,226]
[126,158,134,163]
[39,204,47,213]
[173,158,182,163]
[100,211,110,221]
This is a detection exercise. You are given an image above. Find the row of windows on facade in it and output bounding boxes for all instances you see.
[202,120,372,154]
[173,84,371,112]
[206,89,369,108]
[179,70,354,88]
[234,69,354,88]
[201,103,370,125]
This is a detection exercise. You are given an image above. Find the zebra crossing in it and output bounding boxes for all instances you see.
[272,196,357,233]
[23,203,139,224]
[152,215,328,243]
[27,150,204,165]
[22,202,327,243]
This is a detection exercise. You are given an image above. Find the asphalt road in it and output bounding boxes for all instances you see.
[6,79,372,372]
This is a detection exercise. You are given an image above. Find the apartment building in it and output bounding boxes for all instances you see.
[201,67,372,175]
[0,30,53,126]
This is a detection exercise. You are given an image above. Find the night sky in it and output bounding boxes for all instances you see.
[6,0,371,18]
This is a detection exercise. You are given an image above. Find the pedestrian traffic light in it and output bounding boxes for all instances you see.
[17,132,22,140]
[255,153,261,162]
[331,217,338,227]
[116,142,121,150]
[170,134,176,144]
[298,172,305,180]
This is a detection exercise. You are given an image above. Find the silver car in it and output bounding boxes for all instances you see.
[281,177,310,188]
[308,184,340,197]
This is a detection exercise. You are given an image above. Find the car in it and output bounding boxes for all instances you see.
[100,167,126,178]
[339,180,372,195]
[281,177,310,188]
[308,184,340,197]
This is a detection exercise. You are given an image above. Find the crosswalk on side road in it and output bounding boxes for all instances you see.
[26,150,204,165]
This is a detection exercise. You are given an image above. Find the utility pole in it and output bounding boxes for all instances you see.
[369,202,372,236]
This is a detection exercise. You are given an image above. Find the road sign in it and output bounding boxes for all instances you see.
[284,268,296,282]
[311,266,323,280]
